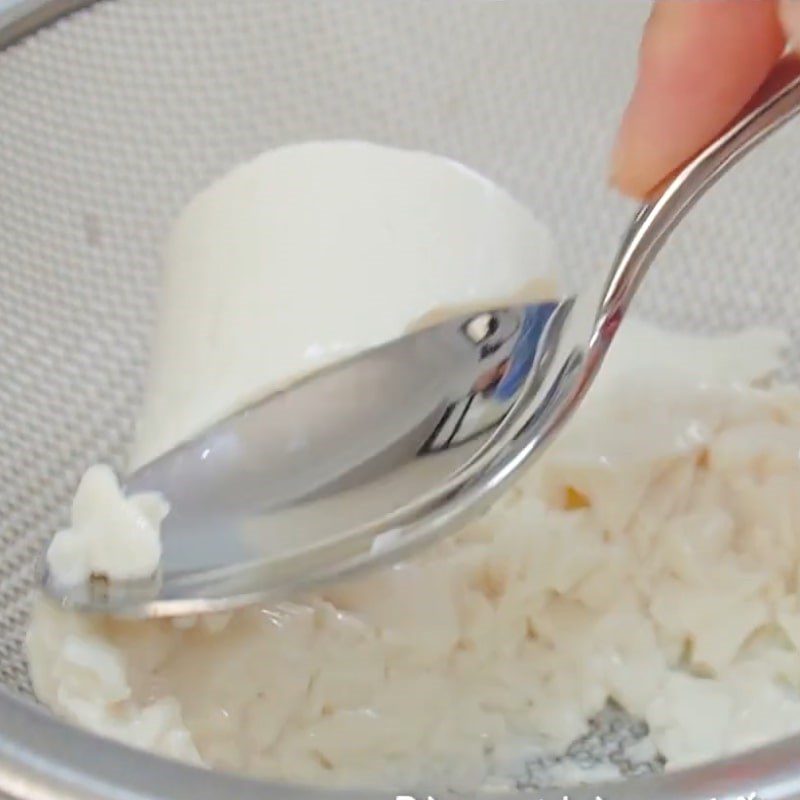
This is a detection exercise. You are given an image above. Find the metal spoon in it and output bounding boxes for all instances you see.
[41,65,800,618]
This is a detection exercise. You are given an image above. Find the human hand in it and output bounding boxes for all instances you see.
[612,0,800,198]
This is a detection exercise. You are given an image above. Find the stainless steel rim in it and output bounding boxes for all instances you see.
[0,0,97,48]
[2,1,800,798]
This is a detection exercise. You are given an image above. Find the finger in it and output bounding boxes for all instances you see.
[612,0,785,198]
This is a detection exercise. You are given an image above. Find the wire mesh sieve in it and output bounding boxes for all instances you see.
[3,2,800,799]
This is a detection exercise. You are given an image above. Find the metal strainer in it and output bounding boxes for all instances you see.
[4,2,800,798]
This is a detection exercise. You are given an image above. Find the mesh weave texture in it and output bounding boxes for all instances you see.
[1,2,799,775]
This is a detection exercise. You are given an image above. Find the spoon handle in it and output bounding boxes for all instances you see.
[601,59,800,331]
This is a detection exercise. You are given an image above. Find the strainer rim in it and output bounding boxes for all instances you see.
[2,1,800,798]
[0,0,98,48]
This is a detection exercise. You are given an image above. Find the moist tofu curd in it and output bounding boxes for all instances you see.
[27,141,800,790]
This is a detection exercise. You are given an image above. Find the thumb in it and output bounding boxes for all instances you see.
[612,0,785,199]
